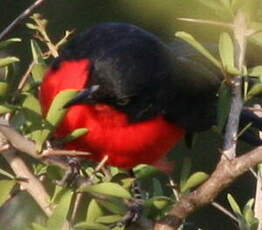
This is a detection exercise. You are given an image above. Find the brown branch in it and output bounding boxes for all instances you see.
[153,146,262,230]
[0,0,45,41]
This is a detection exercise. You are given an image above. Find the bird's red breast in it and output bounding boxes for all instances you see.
[40,60,185,169]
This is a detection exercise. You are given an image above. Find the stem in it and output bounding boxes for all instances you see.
[0,0,45,41]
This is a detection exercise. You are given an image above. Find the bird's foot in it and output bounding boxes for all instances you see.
[110,176,145,228]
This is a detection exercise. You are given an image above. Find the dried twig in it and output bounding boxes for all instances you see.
[0,0,45,41]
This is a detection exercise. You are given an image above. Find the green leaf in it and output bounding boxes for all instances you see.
[219,33,239,75]
[0,180,16,206]
[30,39,45,64]
[175,32,221,69]
[80,182,131,199]
[0,105,13,114]
[74,222,109,230]
[148,196,173,210]
[96,215,122,224]
[0,57,19,67]
[0,82,8,97]
[86,199,104,223]
[0,38,21,49]
[38,90,78,149]
[22,93,41,115]
[26,23,38,30]
[180,157,192,190]
[247,83,262,100]
[0,168,15,179]
[133,164,158,179]
[181,172,209,193]
[31,63,47,82]
[248,65,262,77]
[217,82,231,133]
[227,193,242,215]
[97,199,126,215]
[47,189,72,230]
[32,223,47,230]
[152,178,163,196]
[62,128,88,143]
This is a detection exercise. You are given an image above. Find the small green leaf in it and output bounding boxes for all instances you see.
[86,199,104,223]
[152,178,163,196]
[47,189,73,230]
[217,82,232,133]
[134,164,158,179]
[0,38,21,49]
[22,94,41,115]
[0,57,19,67]
[31,63,47,82]
[247,83,262,100]
[80,182,131,199]
[0,105,13,114]
[175,32,221,69]
[30,39,45,64]
[74,222,108,230]
[181,172,209,192]
[32,223,47,230]
[62,128,88,143]
[248,65,262,77]
[149,196,172,210]
[0,180,16,206]
[0,168,15,179]
[227,193,242,215]
[0,82,8,97]
[97,199,126,214]
[96,215,122,224]
[180,157,192,190]
[26,23,38,30]
[219,33,239,75]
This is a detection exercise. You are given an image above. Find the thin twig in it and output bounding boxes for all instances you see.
[177,17,233,28]
[211,201,238,222]
[0,0,45,41]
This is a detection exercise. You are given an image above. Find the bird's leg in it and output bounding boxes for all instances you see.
[112,170,145,227]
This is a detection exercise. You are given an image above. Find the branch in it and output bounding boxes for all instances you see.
[222,10,247,159]
[0,0,45,41]
[153,146,262,230]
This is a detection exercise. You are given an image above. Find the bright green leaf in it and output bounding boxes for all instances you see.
[181,172,209,192]
[47,189,72,230]
[0,57,19,67]
[175,32,221,69]
[0,82,8,97]
[31,63,47,82]
[31,39,45,64]
[80,182,131,199]
[86,199,104,223]
[74,222,109,230]
[0,180,16,206]
[22,94,42,115]
[62,128,88,143]
[248,65,262,78]
[247,83,262,100]
[0,105,13,114]
[134,164,158,179]
[32,223,47,230]
[97,199,126,214]
[96,215,122,224]
[227,193,242,215]
[0,168,15,179]
[219,32,239,75]
[0,38,21,49]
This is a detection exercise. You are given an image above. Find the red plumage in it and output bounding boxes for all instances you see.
[40,60,185,170]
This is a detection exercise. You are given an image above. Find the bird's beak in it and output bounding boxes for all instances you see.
[63,85,100,108]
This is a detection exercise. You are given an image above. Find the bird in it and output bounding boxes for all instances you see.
[39,22,260,173]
